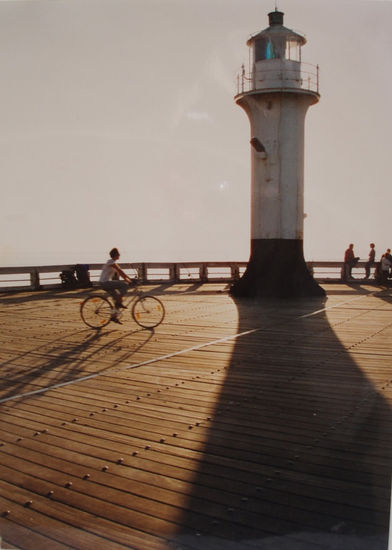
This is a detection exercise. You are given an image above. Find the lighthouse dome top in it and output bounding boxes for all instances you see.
[247,10,306,60]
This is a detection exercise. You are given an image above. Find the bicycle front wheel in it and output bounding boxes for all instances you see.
[132,295,165,328]
[80,295,112,329]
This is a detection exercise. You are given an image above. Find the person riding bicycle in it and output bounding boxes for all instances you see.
[99,248,133,323]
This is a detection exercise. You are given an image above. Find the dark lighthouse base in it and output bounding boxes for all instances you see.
[230,239,325,299]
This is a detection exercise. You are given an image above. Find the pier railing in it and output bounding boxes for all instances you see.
[0,260,378,292]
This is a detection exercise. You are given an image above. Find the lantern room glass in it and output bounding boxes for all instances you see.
[255,36,301,62]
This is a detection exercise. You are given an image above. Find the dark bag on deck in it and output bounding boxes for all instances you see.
[75,264,92,288]
[60,269,77,289]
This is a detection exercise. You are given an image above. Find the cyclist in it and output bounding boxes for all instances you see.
[99,248,133,323]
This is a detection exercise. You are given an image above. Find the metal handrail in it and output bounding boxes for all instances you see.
[236,62,319,95]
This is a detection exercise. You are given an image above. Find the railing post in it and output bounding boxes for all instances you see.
[200,264,208,283]
[169,263,179,283]
[30,269,40,290]
[137,264,147,283]
[231,263,240,281]
[175,264,181,282]
[168,264,175,283]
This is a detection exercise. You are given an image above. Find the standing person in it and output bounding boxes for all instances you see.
[99,248,133,323]
[343,243,358,280]
[380,250,392,283]
[365,243,376,279]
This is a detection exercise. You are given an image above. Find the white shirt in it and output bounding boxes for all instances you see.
[99,259,117,283]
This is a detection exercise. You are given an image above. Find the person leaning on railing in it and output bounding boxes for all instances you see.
[342,243,359,281]
[364,243,376,279]
[380,249,392,283]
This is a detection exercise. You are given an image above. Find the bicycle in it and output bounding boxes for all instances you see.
[80,281,165,329]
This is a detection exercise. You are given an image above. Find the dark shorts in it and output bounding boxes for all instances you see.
[101,280,128,300]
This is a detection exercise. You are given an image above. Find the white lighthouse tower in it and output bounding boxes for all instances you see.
[231,9,325,298]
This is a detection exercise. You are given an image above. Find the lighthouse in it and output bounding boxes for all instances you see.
[230,9,325,298]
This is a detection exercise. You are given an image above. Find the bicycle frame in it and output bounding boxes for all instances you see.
[105,282,144,312]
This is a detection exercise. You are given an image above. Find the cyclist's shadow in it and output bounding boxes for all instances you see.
[0,325,155,403]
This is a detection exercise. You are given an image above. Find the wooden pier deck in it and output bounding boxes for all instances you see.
[0,283,391,550]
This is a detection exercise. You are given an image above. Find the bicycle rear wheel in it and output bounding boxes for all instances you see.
[132,295,165,328]
[80,295,112,328]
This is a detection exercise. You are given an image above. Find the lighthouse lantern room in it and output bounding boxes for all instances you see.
[251,10,304,62]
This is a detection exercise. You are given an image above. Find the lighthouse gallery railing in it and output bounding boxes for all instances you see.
[236,62,319,96]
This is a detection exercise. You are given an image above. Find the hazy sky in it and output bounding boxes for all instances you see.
[1,0,391,266]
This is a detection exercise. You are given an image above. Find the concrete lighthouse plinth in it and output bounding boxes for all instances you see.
[231,238,324,298]
[230,9,325,298]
